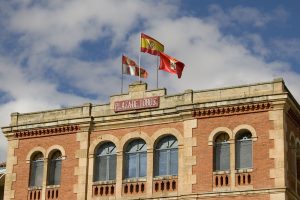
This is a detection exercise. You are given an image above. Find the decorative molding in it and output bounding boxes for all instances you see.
[193,102,272,118]
[14,125,80,139]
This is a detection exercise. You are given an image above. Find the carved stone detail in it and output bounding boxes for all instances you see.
[193,102,272,118]
[15,125,80,139]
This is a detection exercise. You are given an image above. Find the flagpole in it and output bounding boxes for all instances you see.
[138,33,141,83]
[121,55,123,94]
[156,55,159,88]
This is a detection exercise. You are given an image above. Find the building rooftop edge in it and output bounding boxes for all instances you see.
[2,78,294,129]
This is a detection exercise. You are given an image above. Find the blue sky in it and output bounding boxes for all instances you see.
[0,0,300,162]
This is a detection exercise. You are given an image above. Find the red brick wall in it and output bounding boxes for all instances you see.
[196,194,269,200]
[12,133,79,200]
[192,111,274,192]
[91,122,184,148]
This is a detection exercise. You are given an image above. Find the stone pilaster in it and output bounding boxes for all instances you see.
[74,129,90,200]
[178,119,197,195]
[269,101,286,190]
[3,138,19,200]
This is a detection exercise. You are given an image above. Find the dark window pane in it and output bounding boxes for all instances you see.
[236,140,252,169]
[127,153,137,178]
[94,157,100,182]
[157,150,168,176]
[53,160,62,185]
[170,149,178,175]
[30,161,44,187]
[139,152,147,177]
[214,143,230,171]
[109,155,116,180]
[99,156,107,181]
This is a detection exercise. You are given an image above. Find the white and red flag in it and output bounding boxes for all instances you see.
[122,55,148,78]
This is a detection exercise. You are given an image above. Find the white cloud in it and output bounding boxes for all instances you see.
[0,1,299,163]
[208,5,288,27]
[271,38,300,62]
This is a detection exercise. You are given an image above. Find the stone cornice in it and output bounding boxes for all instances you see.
[14,125,80,139]
[192,102,272,118]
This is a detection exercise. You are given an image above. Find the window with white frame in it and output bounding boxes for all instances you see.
[154,135,178,177]
[94,142,116,182]
[29,152,44,187]
[47,150,62,185]
[125,139,147,179]
[235,130,252,169]
[214,132,230,171]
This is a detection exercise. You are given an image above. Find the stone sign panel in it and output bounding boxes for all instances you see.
[114,96,160,112]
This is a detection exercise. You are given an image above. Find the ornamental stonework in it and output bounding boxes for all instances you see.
[14,125,80,139]
[192,102,272,118]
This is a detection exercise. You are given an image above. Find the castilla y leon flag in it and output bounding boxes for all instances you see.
[122,55,148,78]
[159,52,185,79]
[140,33,164,56]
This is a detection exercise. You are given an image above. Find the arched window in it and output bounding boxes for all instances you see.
[214,132,230,171]
[94,142,116,181]
[235,130,252,169]
[47,151,62,185]
[29,152,44,187]
[154,135,178,177]
[125,139,147,179]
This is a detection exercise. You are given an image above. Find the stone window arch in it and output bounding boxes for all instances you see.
[154,135,178,177]
[94,142,117,182]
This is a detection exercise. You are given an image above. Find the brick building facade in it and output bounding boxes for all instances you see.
[1,78,300,200]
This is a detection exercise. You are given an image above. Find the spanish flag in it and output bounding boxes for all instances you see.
[122,55,148,78]
[141,33,164,56]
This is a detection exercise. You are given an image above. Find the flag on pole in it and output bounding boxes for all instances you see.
[122,55,148,78]
[159,52,185,78]
[141,33,164,56]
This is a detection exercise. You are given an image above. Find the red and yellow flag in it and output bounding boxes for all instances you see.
[122,55,148,78]
[159,52,185,79]
[140,33,164,56]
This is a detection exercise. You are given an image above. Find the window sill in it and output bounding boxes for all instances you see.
[93,180,116,185]
[235,168,253,173]
[46,185,60,188]
[28,186,42,190]
[153,175,178,180]
[213,170,230,175]
[123,178,146,183]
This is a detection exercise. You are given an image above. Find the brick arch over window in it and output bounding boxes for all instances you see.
[26,146,46,162]
[232,124,257,141]
[120,131,151,151]
[46,145,66,159]
[151,128,183,147]
[208,127,232,146]
[89,134,120,156]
